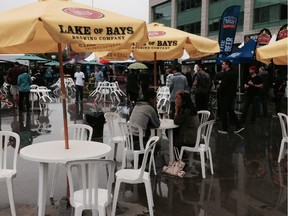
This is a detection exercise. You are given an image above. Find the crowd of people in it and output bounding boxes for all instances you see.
[125,60,287,154]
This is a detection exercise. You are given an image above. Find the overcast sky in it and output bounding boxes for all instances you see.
[0,0,149,22]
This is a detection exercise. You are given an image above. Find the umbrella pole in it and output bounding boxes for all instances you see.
[153,52,157,90]
[58,43,69,149]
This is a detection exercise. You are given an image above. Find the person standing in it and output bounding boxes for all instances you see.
[218,60,243,134]
[126,69,139,103]
[169,64,188,118]
[258,66,271,117]
[74,66,85,103]
[165,68,173,87]
[7,62,21,110]
[192,63,211,111]
[17,67,32,112]
[241,66,263,124]
[94,66,103,88]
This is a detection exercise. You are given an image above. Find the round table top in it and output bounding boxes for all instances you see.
[20,140,111,164]
[159,119,179,129]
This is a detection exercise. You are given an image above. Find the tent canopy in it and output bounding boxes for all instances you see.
[217,39,257,64]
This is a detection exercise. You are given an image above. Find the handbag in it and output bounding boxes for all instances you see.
[162,147,185,178]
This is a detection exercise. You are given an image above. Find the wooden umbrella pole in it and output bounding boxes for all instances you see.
[58,43,69,149]
[153,52,157,90]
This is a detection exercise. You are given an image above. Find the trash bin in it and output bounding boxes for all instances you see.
[84,112,105,142]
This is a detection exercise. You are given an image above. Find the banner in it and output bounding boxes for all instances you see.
[276,24,287,40]
[218,5,241,58]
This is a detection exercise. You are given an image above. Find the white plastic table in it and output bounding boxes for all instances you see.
[20,140,111,216]
[151,119,179,162]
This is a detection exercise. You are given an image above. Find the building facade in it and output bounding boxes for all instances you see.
[149,0,287,44]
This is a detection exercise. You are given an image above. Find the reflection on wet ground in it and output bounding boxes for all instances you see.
[0,101,286,216]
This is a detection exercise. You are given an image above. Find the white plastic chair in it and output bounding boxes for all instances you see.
[67,159,115,216]
[0,131,20,216]
[111,136,159,216]
[180,120,215,178]
[104,112,125,161]
[277,113,288,163]
[37,86,53,111]
[49,124,93,202]
[197,110,210,124]
[118,122,156,175]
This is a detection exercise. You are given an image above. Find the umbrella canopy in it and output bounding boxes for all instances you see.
[0,0,148,54]
[0,0,148,149]
[128,62,148,70]
[45,60,59,66]
[16,54,48,61]
[216,39,257,64]
[96,22,220,86]
[256,38,288,65]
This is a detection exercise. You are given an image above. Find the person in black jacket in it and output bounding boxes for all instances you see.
[218,60,243,134]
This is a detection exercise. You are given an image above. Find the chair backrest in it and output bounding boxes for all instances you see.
[194,120,215,149]
[62,124,93,141]
[197,110,211,124]
[0,131,20,171]
[278,113,288,139]
[104,112,120,137]
[66,159,115,210]
[30,84,39,89]
[140,136,159,176]
[118,122,144,151]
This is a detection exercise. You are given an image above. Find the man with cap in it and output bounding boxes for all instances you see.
[241,66,263,124]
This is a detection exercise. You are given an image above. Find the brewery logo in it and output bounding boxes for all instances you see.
[148,31,166,37]
[63,8,104,19]
[223,16,237,29]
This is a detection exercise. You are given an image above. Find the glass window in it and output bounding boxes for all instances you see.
[178,21,201,34]
[153,2,171,26]
[177,0,201,12]
[280,3,287,20]
[254,6,270,23]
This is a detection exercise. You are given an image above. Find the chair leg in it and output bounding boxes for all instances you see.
[200,152,206,178]
[152,156,157,175]
[75,207,83,216]
[278,139,285,163]
[111,181,121,216]
[144,180,154,216]
[49,163,60,200]
[121,149,127,169]
[98,207,106,216]
[108,140,115,160]
[208,149,214,175]
[134,154,139,170]
[6,177,16,216]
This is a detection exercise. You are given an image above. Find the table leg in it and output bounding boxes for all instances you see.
[38,163,48,216]
[167,129,174,162]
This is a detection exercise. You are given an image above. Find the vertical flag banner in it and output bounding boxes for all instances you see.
[218,5,241,58]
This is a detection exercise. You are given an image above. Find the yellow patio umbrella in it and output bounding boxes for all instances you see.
[96,22,220,87]
[0,0,148,149]
[256,38,288,65]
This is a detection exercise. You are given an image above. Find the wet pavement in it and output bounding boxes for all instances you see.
[0,100,287,216]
